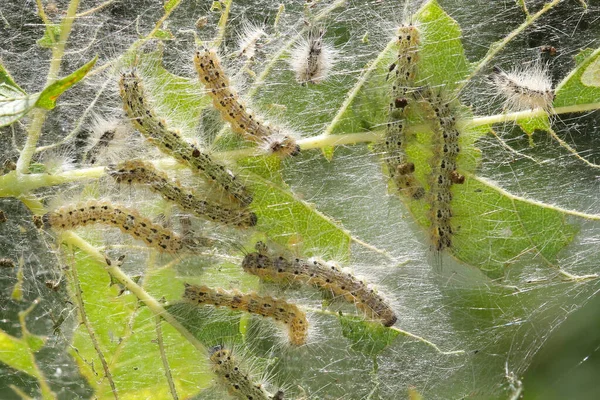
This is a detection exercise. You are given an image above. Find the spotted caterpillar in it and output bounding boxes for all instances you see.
[37,201,183,253]
[183,283,307,346]
[209,346,284,400]
[242,252,397,327]
[107,160,257,228]
[194,49,300,157]
[119,71,253,206]
[384,24,424,200]
[421,88,464,251]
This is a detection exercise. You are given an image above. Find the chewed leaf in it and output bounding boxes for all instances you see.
[313,0,579,278]
[581,56,600,87]
[0,329,46,377]
[36,56,97,110]
[338,315,399,355]
[518,114,551,136]
[554,47,600,107]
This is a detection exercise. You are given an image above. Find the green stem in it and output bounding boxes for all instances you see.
[35,0,56,44]
[16,0,81,174]
[0,167,105,198]
[213,0,232,49]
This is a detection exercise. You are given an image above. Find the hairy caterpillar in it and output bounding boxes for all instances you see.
[490,63,554,111]
[183,283,307,346]
[420,88,464,251]
[107,160,257,228]
[238,23,266,59]
[119,71,253,206]
[0,258,15,268]
[38,201,183,253]
[193,49,300,157]
[84,117,132,165]
[209,345,284,400]
[242,252,397,327]
[384,24,425,200]
[289,27,335,85]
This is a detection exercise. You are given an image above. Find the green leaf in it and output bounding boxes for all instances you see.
[242,156,352,259]
[163,0,181,12]
[338,315,399,355]
[0,329,46,377]
[70,251,212,399]
[554,47,600,107]
[36,25,60,48]
[36,56,97,110]
[415,0,471,90]
[152,29,174,41]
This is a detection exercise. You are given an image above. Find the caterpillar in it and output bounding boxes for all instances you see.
[119,71,253,206]
[384,24,425,200]
[420,88,464,251]
[0,258,15,268]
[242,252,397,327]
[209,345,284,400]
[490,63,554,112]
[84,117,131,165]
[289,27,335,85]
[238,23,266,60]
[38,201,183,253]
[183,283,307,346]
[107,160,257,228]
[193,49,300,157]
[0,210,6,223]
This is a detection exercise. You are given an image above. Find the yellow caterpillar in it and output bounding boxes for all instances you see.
[183,283,308,346]
[194,49,300,157]
[242,252,397,327]
[38,201,183,253]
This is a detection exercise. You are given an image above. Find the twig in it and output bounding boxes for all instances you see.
[76,0,118,18]
[155,316,179,400]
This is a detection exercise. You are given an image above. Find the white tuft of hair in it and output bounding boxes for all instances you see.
[84,115,136,165]
[237,23,266,60]
[289,27,336,85]
[490,62,554,112]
